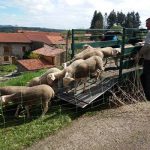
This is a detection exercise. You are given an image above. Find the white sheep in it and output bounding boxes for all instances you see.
[46,69,66,93]
[68,46,104,64]
[64,45,120,67]
[63,56,104,93]
[96,46,121,67]
[0,84,55,118]
[27,67,61,87]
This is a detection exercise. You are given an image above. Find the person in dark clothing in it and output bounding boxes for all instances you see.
[135,18,150,100]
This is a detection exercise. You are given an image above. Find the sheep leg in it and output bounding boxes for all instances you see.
[14,104,21,118]
[114,57,119,68]
[83,82,86,92]
[82,78,87,92]
[95,69,104,82]
[41,101,49,117]
[74,80,79,94]
[103,58,108,67]
[25,105,30,119]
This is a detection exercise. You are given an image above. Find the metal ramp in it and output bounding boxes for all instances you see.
[56,76,118,108]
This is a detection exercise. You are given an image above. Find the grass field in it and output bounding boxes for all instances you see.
[0,64,17,76]
[0,68,95,150]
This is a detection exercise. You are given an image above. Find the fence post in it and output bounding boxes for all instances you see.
[119,27,126,80]
[71,29,75,59]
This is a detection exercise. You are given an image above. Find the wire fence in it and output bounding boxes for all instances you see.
[0,59,145,128]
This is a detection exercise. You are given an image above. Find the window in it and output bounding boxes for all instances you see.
[4,56,9,61]
[4,46,11,55]
[22,46,26,52]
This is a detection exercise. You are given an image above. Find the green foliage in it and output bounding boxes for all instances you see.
[106,10,141,29]
[107,10,117,29]
[111,24,123,30]
[0,69,47,86]
[0,25,66,33]
[28,52,40,59]
[90,11,103,40]
[0,64,17,76]
[0,109,72,150]
[0,64,16,73]
[0,69,79,150]
[90,10,103,29]
[23,51,32,59]
[116,11,126,27]
[125,12,141,28]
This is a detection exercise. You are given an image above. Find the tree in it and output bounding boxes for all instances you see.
[90,11,103,29]
[107,10,117,28]
[90,10,103,40]
[124,12,133,28]
[117,11,126,27]
[134,12,141,28]
[124,11,141,28]
[90,10,97,29]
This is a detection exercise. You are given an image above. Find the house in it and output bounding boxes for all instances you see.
[16,44,65,72]
[33,44,66,66]
[17,59,53,72]
[0,31,66,64]
[0,33,31,64]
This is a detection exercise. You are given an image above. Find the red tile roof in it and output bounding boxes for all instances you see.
[23,31,65,45]
[17,59,53,71]
[33,45,65,56]
[0,33,31,43]
[47,35,65,44]
[23,32,52,45]
[0,31,65,45]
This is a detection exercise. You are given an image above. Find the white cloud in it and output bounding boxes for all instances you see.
[0,0,149,29]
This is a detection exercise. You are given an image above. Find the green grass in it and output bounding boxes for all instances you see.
[0,69,109,150]
[0,106,73,150]
[0,69,47,86]
[0,69,83,150]
[0,64,17,76]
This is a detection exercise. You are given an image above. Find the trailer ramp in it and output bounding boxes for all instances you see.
[57,76,118,108]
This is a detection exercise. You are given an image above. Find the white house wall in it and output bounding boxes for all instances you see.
[0,43,30,58]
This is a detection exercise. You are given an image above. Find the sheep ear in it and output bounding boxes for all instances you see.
[112,50,117,56]
[70,78,75,81]
[50,73,55,81]
[83,44,91,49]
[113,48,121,54]
[63,63,67,68]
[65,72,69,77]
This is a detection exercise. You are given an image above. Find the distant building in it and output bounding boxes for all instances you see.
[33,44,66,66]
[16,44,66,72]
[17,59,53,72]
[0,31,65,64]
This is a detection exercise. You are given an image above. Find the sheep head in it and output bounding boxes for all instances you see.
[62,62,67,68]
[27,77,40,87]
[47,73,56,85]
[63,72,75,87]
[82,44,93,49]
[63,77,75,87]
[112,48,121,56]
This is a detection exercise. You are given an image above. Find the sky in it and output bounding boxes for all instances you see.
[0,0,149,29]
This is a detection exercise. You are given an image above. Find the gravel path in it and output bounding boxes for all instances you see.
[26,102,150,150]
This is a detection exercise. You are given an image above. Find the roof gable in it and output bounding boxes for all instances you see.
[0,33,31,43]
[17,59,53,71]
[33,45,65,56]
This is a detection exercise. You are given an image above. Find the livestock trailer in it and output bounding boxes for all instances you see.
[57,28,147,108]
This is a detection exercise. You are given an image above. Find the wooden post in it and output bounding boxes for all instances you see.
[119,27,126,80]
[71,29,75,59]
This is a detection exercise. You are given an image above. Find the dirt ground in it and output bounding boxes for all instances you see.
[26,101,150,150]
